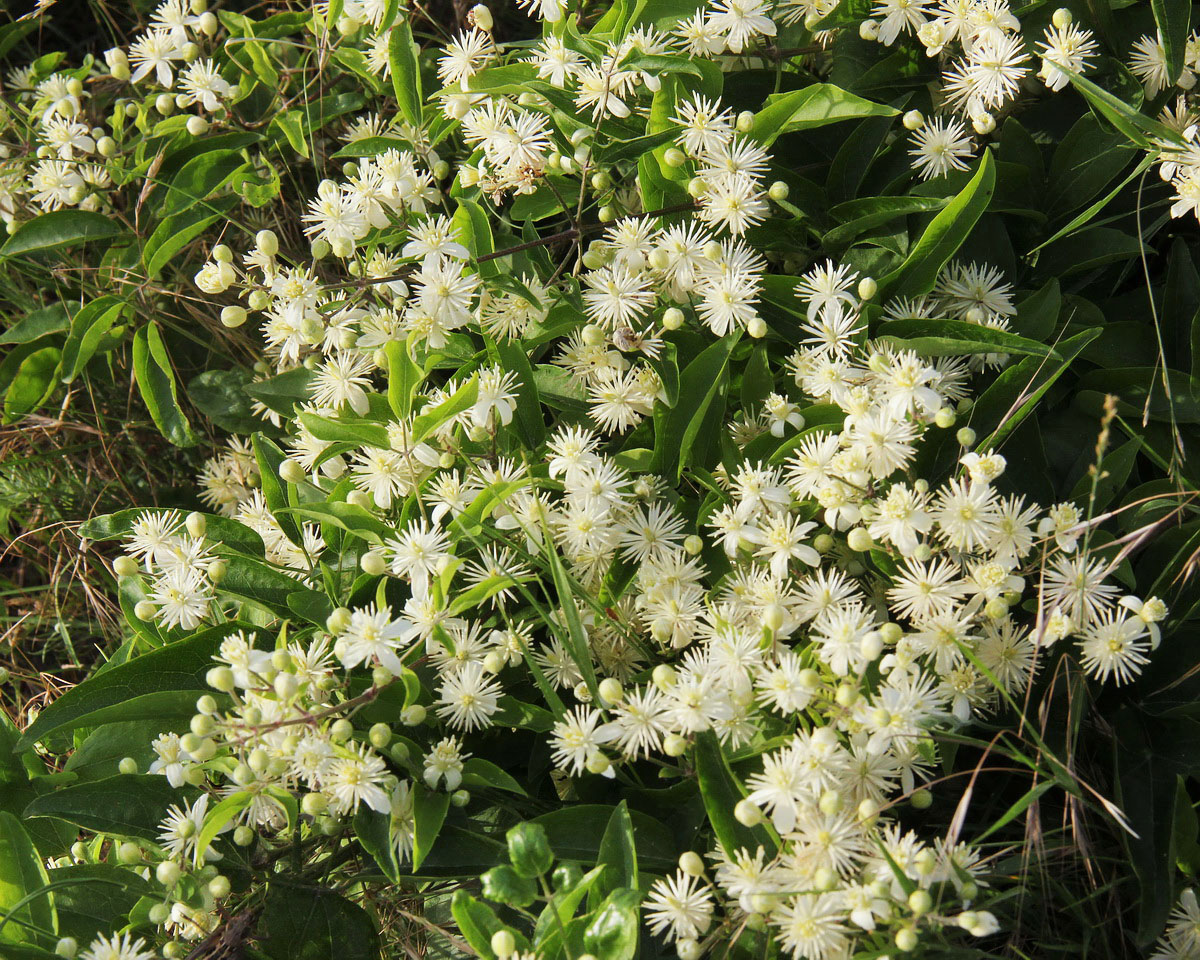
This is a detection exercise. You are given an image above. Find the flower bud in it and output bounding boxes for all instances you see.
[736,110,754,133]
[233,825,254,846]
[957,426,977,448]
[148,903,171,925]
[491,931,516,959]
[652,664,676,689]
[451,788,470,806]
[185,511,206,539]
[847,527,874,552]
[469,4,493,30]
[746,317,767,338]
[208,875,231,898]
[361,551,386,575]
[676,939,701,960]
[402,704,426,725]
[679,851,705,876]
[302,792,328,816]
[369,722,392,749]
[113,555,139,577]
[156,860,181,887]
[330,718,354,742]
[859,18,879,40]
[326,607,352,634]
[768,181,789,202]
[663,733,688,756]
[279,459,306,484]
[118,756,139,774]
[56,937,79,958]
[1052,7,1072,28]
[734,799,762,827]
[911,787,933,809]
[662,306,685,330]
[857,276,877,300]
[585,753,611,775]
[903,109,925,130]
[133,600,157,621]
[598,677,624,705]
[206,666,236,692]
[186,115,209,136]
[663,147,687,167]
[894,926,918,952]
[908,889,933,915]
[117,841,141,864]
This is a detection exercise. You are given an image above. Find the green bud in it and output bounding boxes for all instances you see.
[369,722,392,749]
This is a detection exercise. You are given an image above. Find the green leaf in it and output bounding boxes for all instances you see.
[142,195,238,280]
[652,335,736,481]
[823,196,948,249]
[453,197,498,277]
[876,317,1059,359]
[544,542,601,703]
[354,807,401,883]
[61,297,127,384]
[481,864,537,907]
[385,339,423,418]
[159,149,250,220]
[693,730,777,856]
[219,557,323,619]
[970,328,1101,450]
[1064,68,1179,150]
[583,888,640,960]
[412,783,450,870]
[16,623,254,749]
[1153,0,1192,86]
[299,411,390,448]
[412,374,478,443]
[0,303,72,345]
[750,83,896,146]
[450,890,517,960]
[0,812,56,945]
[4,346,59,422]
[462,757,527,796]
[46,865,151,945]
[1011,278,1060,341]
[259,884,379,960]
[593,801,637,905]
[253,435,301,543]
[1,211,126,258]
[490,336,545,447]
[23,775,190,841]
[195,792,252,863]
[507,821,554,879]
[63,719,179,782]
[188,368,261,433]
[878,149,995,299]
[131,323,197,447]
[530,805,676,872]
[388,19,423,129]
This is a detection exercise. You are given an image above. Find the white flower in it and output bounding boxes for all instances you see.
[324,743,392,815]
[335,603,418,675]
[436,661,503,731]
[908,117,974,180]
[80,933,158,960]
[644,871,715,941]
[423,736,468,790]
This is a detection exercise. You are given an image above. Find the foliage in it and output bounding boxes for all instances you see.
[2,1,1200,960]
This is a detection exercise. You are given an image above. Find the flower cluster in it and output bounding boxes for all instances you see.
[7,0,1188,958]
